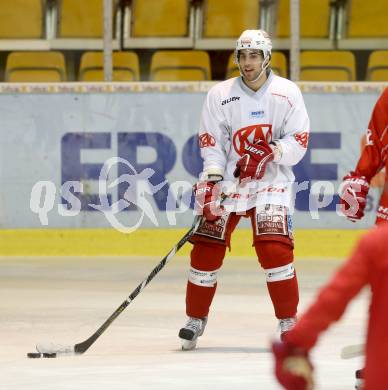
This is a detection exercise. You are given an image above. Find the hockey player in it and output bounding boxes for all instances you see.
[340,87,388,224]
[339,87,388,389]
[178,29,310,350]
[272,223,388,390]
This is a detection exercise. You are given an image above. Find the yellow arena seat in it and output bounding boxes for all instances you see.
[276,0,331,38]
[300,51,356,81]
[150,51,211,81]
[366,51,388,81]
[347,0,388,38]
[225,54,240,79]
[0,0,43,38]
[226,52,287,79]
[131,0,189,37]
[79,51,140,81]
[203,0,260,38]
[58,0,112,38]
[5,51,66,82]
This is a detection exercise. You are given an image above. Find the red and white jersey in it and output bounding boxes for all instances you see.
[285,223,388,390]
[354,87,388,223]
[199,72,310,211]
[355,87,388,182]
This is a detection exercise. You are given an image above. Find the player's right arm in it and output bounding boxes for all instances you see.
[195,86,230,221]
[198,86,230,181]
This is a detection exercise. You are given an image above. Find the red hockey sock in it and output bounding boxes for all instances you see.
[186,241,226,318]
[266,275,299,318]
[255,240,299,319]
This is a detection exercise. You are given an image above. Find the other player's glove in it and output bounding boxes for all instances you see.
[193,180,224,222]
[272,340,314,390]
[339,172,370,222]
[233,140,274,183]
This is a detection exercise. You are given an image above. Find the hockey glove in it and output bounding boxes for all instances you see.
[339,172,370,222]
[272,340,314,390]
[193,181,224,222]
[233,140,274,183]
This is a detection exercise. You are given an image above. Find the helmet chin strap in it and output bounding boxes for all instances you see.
[239,56,270,83]
[252,57,270,82]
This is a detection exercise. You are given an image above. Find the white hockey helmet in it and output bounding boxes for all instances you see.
[235,29,272,64]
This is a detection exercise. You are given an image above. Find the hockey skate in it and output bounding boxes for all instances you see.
[355,368,364,390]
[279,317,296,341]
[179,317,208,350]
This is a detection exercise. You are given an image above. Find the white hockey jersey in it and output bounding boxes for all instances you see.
[198,72,310,212]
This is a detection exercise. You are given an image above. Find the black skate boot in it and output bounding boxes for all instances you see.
[179,317,208,350]
[355,368,364,390]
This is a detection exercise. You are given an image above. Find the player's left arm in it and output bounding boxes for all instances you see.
[355,87,388,181]
[283,234,372,351]
[272,232,374,389]
[271,86,310,166]
[340,88,388,222]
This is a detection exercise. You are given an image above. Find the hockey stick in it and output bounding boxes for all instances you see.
[340,344,365,359]
[27,216,204,359]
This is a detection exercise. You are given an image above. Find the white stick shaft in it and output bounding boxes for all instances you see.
[340,344,365,359]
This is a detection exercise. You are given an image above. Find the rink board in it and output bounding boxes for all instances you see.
[0,81,386,232]
[0,82,385,259]
[0,228,367,258]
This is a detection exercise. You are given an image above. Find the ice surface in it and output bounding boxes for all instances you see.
[0,256,367,390]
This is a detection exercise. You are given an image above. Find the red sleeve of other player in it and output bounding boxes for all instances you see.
[284,234,373,351]
[355,87,388,181]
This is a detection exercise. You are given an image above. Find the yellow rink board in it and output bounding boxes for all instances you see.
[0,229,367,258]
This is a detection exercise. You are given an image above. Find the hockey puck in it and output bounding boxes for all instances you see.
[27,352,57,358]
[27,352,42,358]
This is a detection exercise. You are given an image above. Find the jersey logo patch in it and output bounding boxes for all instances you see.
[233,124,273,156]
[250,110,264,119]
[365,128,374,146]
[221,96,240,105]
[254,204,289,236]
[294,132,309,148]
[381,126,388,163]
[198,133,216,148]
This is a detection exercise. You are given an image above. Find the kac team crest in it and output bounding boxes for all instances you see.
[232,124,273,156]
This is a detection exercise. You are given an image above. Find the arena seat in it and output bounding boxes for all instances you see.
[337,0,388,49]
[58,0,113,38]
[202,0,260,38]
[0,0,43,38]
[226,51,287,79]
[275,0,331,38]
[79,51,140,81]
[346,0,388,38]
[366,51,388,81]
[5,51,66,82]
[150,50,211,81]
[131,0,189,37]
[300,51,356,81]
